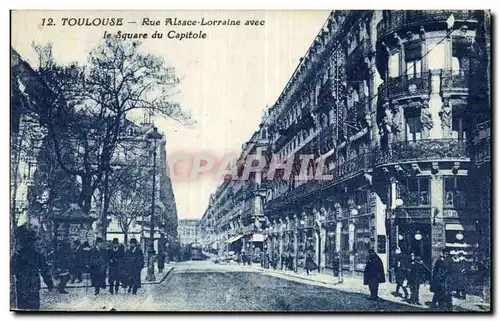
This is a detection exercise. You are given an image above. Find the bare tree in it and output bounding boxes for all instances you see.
[32,40,194,237]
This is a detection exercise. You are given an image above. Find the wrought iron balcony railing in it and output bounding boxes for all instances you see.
[378,72,430,101]
[331,152,374,182]
[377,10,478,40]
[373,139,470,166]
[441,69,470,94]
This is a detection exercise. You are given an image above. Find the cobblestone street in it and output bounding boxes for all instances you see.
[39,259,488,312]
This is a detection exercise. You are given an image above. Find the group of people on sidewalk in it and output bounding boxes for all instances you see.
[392,250,432,305]
[11,224,155,310]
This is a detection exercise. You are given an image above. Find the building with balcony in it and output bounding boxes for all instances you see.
[178,219,200,245]
[373,10,490,274]
[199,127,270,255]
[200,10,490,281]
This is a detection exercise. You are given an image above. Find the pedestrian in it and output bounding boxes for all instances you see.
[54,239,72,294]
[441,250,454,309]
[80,241,92,276]
[125,238,144,295]
[89,237,108,295]
[158,250,166,273]
[71,240,84,283]
[305,248,317,275]
[119,243,129,290]
[394,249,409,299]
[272,251,278,270]
[430,250,453,310]
[363,249,386,301]
[108,238,124,294]
[332,252,343,284]
[407,256,430,305]
[454,255,468,300]
[11,225,54,310]
[287,249,295,271]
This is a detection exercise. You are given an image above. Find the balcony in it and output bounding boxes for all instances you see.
[377,10,479,40]
[333,152,374,182]
[441,69,470,96]
[373,139,470,166]
[378,72,430,102]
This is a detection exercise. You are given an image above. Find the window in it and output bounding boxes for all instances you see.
[389,52,400,78]
[406,59,421,78]
[428,43,446,70]
[355,189,368,206]
[406,117,421,142]
[400,177,430,206]
[444,176,468,207]
[452,116,467,141]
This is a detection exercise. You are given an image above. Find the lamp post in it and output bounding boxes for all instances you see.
[146,126,162,282]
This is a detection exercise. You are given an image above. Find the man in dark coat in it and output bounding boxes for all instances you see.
[364,249,386,300]
[408,256,430,305]
[89,237,108,295]
[80,241,92,275]
[118,244,129,290]
[394,249,409,299]
[54,240,72,294]
[126,238,144,294]
[70,240,84,283]
[108,238,124,294]
[305,248,317,275]
[431,250,453,310]
[11,225,54,310]
[157,250,166,273]
[332,252,343,284]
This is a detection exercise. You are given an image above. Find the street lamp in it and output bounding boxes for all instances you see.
[146,126,162,282]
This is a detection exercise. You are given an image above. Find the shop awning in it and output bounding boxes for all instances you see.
[445,224,476,231]
[252,234,264,242]
[227,235,243,244]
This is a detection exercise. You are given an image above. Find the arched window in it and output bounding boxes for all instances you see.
[452,56,461,75]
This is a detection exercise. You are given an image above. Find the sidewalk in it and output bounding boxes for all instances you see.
[41,266,174,289]
[249,265,489,312]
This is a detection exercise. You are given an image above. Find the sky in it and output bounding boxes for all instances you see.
[11,10,331,220]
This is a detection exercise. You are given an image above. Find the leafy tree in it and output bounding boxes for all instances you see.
[32,40,194,237]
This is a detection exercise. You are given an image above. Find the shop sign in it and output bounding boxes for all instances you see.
[443,209,459,218]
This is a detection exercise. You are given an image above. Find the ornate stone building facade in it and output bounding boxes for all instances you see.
[200,10,490,279]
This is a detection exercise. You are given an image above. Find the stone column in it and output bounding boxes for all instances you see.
[426,70,443,139]
[348,221,356,272]
[293,214,299,271]
[430,174,446,268]
[319,225,327,272]
[278,219,284,268]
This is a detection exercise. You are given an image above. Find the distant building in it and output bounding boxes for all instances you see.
[178,219,200,245]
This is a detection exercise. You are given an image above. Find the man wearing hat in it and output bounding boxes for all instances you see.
[11,225,54,310]
[108,238,125,294]
[363,248,386,300]
[71,240,84,283]
[89,237,109,295]
[125,238,144,294]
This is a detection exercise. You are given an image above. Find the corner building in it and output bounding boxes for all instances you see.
[200,10,490,283]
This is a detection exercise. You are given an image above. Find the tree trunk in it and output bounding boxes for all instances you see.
[123,230,129,246]
[101,169,111,240]
[79,175,94,215]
